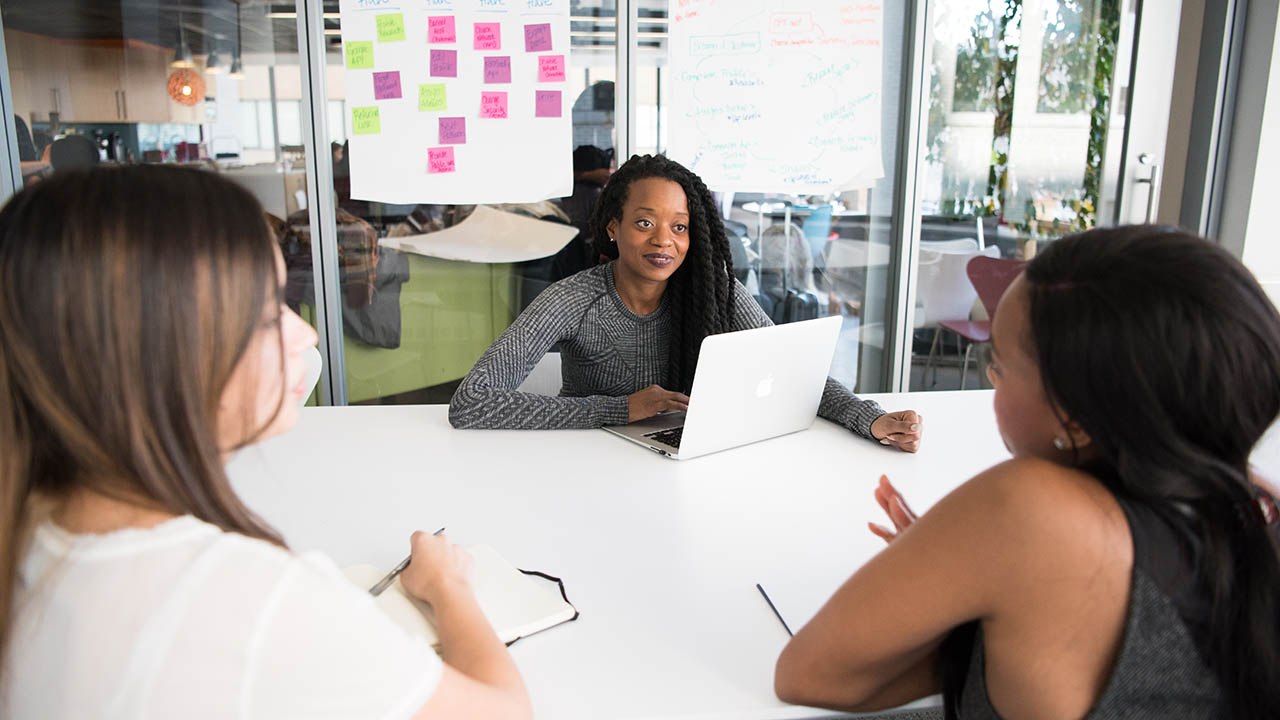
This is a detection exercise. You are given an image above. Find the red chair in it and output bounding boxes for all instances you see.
[933,256,1026,389]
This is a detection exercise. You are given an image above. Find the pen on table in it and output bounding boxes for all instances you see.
[369,527,446,596]
[756,583,793,637]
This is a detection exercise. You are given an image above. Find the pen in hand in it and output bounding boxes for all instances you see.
[369,527,446,596]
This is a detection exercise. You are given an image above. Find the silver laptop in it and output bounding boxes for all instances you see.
[602,315,843,460]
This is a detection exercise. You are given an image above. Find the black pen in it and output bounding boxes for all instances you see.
[369,527,446,596]
[756,583,793,636]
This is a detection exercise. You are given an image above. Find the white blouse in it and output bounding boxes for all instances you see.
[3,515,442,719]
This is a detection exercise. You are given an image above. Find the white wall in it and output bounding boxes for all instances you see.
[1242,13,1280,308]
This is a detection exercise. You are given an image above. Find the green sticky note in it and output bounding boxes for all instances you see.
[352,106,382,135]
[418,83,447,112]
[345,41,374,69]
[376,13,406,42]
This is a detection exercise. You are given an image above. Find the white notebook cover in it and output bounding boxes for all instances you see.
[344,544,577,647]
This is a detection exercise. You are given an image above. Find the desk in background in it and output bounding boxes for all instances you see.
[225,391,1280,719]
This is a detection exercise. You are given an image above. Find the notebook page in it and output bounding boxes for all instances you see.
[343,544,574,646]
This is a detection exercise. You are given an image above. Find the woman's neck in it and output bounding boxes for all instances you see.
[53,486,177,535]
[612,262,667,315]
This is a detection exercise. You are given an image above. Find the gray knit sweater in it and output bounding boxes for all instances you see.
[448,262,886,435]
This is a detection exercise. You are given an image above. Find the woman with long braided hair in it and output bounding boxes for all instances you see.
[450,154,922,451]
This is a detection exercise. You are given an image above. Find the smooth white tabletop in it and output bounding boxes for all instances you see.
[225,390,1280,719]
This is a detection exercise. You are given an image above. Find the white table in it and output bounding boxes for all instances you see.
[225,391,1280,719]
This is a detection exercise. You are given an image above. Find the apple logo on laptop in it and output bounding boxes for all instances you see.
[755,374,775,398]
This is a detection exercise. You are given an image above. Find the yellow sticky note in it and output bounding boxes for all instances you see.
[352,106,382,135]
[377,13,406,42]
[344,41,374,69]
[419,84,447,112]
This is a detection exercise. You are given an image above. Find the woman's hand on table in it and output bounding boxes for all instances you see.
[868,475,918,543]
[399,531,475,605]
[870,410,923,453]
[628,384,690,422]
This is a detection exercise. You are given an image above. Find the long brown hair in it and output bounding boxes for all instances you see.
[0,165,289,661]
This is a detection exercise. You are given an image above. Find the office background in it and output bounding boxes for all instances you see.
[1,0,1276,409]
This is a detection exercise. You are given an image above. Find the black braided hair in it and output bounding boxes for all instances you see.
[588,154,735,393]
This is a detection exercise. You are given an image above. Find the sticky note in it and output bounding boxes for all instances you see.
[430,49,458,77]
[537,55,566,82]
[484,56,512,83]
[428,16,456,43]
[473,22,501,50]
[345,41,374,69]
[428,146,456,174]
[524,23,552,52]
[479,91,508,118]
[352,106,381,135]
[419,83,447,111]
[373,71,402,100]
[376,13,406,42]
[439,117,466,144]
[534,90,562,118]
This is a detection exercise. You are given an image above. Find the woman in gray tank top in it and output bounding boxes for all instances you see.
[774,226,1280,719]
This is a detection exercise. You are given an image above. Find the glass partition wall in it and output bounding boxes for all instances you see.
[0,0,1171,402]
[0,0,325,401]
[908,0,1137,391]
[302,1,621,405]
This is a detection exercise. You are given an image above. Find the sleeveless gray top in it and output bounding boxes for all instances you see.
[955,497,1234,718]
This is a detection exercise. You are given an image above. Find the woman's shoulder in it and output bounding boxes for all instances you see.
[962,458,1127,537]
[525,263,612,313]
[947,458,1132,591]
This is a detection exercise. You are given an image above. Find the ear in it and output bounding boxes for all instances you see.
[606,217,619,240]
[1062,417,1093,451]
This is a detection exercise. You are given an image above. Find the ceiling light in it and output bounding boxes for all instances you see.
[171,15,195,68]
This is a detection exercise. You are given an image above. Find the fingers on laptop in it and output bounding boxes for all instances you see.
[629,385,691,421]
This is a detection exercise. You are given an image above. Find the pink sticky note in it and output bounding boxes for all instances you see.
[372,71,402,100]
[534,90,562,118]
[524,23,552,52]
[430,49,457,77]
[479,91,508,119]
[428,146,456,174]
[439,117,467,144]
[473,22,501,50]
[428,16,456,43]
[483,56,512,83]
[537,55,566,82]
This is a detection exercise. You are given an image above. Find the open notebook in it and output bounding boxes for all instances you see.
[343,544,578,647]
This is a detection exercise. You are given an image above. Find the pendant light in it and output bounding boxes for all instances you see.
[171,11,195,68]
[228,4,245,79]
[206,45,224,74]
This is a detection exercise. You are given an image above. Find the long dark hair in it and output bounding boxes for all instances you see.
[589,154,735,392]
[0,165,289,663]
[1024,225,1280,716]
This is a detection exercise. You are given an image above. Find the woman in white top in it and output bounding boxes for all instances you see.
[0,165,531,719]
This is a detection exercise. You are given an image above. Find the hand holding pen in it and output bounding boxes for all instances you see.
[395,528,477,606]
[368,527,448,594]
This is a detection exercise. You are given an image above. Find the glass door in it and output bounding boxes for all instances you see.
[907,0,1182,391]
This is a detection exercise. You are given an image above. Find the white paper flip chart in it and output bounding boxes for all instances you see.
[339,0,573,204]
[668,0,885,194]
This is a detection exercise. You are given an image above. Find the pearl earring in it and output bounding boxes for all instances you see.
[1053,437,1068,450]
[610,236,616,243]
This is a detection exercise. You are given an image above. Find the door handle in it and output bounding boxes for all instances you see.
[115,90,121,120]
[1135,153,1162,224]
[120,90,128,120]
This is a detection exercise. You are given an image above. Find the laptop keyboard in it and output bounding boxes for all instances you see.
[645,426,684,449]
